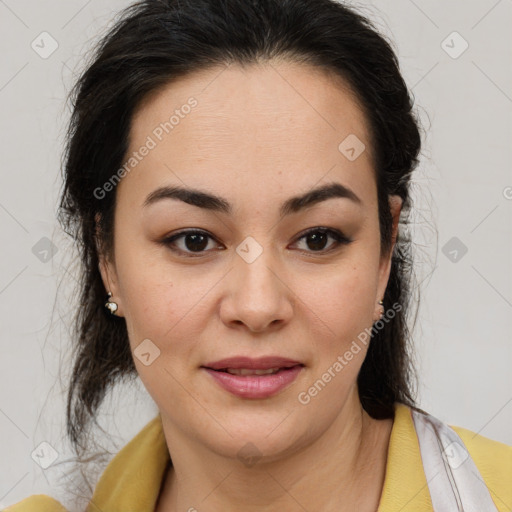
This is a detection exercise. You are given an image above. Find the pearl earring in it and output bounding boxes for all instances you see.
[379,299,385,318]
[105,292,118,315]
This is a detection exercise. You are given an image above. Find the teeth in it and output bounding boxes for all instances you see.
[225,367,281,376]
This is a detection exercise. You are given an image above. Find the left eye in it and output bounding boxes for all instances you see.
[162,228,351,257]
[293,228,351,253]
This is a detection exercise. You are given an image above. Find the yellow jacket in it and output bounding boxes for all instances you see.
[4,402,512,511]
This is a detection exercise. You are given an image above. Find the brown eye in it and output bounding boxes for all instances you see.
[162,230,221,256]
[305,231,329,251]
[293,228,351,253]
[184,233,208,251]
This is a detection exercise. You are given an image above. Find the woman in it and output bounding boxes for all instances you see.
[6,0,511,511]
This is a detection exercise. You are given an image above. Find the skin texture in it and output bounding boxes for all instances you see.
[99,60,402,511]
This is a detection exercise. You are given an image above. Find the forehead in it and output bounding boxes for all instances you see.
[122,60,375,207]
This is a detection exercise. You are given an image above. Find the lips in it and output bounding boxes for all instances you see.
[201,356,305,399]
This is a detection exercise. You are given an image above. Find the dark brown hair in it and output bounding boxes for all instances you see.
[59,0,421,473]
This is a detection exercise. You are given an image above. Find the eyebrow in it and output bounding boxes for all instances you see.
[143,181,362,216]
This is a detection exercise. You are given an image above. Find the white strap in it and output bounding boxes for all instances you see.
[411,408,499,511]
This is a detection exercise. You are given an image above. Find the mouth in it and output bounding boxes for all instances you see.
[200,357,305,399]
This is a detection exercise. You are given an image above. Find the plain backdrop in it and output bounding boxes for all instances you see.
[1,0,511,508]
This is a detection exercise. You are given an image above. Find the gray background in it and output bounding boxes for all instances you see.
[1,0,511,508]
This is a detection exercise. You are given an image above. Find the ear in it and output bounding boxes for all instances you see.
[95,213,124,317]
[375,195,402,317]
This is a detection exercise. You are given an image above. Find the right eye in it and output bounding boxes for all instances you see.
[161,229,223,257]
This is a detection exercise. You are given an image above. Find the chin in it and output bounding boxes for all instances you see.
[196,414,312,465]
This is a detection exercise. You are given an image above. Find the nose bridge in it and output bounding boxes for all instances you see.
[234,234,282,297]
[225,234,292,331]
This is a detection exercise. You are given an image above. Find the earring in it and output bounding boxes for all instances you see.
[378,299,384,320]
[105,292,118,315]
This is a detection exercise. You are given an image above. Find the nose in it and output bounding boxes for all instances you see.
[220,246,294,333]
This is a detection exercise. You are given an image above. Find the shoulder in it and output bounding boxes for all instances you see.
[452,423,512,467]
[451,423,512,510]
[4,414,166,512]
[3,495,67,511]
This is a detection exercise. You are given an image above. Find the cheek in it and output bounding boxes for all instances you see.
[113,243,184,351]
[115,253,221,387]
[121,270,196,349]
[292,256,380,379]
[303,257,379,328]
[116,257,203,405]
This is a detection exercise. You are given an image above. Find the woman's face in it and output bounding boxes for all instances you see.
[99,61,401,461]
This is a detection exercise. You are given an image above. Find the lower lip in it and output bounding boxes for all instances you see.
[202,366,303,399]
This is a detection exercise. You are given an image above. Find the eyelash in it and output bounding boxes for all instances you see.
[161,227,352,258]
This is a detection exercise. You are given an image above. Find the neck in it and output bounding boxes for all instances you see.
[156,391,393,512]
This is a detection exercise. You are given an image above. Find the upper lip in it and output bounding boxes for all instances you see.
[202,356,304,370]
